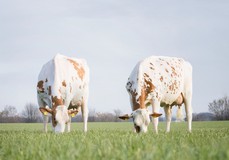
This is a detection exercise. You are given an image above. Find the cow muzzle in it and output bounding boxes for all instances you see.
[134,124,141,133]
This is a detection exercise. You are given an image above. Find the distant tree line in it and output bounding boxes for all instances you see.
[208,96,229,120]
[0,103,42,123]
[0,96,229,123]
[192,112,216,121]
[0,104,124,123]
[191,96,229,121]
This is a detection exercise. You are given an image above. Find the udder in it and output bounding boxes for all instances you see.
[171,93,184,106]
[160,93,184,107]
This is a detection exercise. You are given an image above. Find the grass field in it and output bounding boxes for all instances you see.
[0,121,229,160]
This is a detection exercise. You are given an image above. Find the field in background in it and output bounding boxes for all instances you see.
[0,121,229,160]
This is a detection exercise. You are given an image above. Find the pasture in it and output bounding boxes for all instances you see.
[0,121,229,160]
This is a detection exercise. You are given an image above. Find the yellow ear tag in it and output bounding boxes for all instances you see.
[71,113,75,117]
[43,111,48,116]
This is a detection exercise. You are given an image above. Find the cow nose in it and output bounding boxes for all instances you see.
[134,124,141,133]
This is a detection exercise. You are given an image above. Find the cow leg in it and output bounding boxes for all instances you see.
[40,105,49,133]
[176,106,183,122]
[164,106,172,132]
[42,114,49,133]
[152,100,160,134]
[81,102,88,132]
[37,96,49,132]
[67,116,71,132]
[184,101,192,132]
[184,92,192,132]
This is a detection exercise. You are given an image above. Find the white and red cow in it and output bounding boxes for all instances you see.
[119,56,192,133]
[37,54,89,133]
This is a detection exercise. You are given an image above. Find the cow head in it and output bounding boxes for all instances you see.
[39,106,78,133]
[119,109,162,133]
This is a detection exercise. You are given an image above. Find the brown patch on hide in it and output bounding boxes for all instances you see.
[130,90,141,111]
[37,81,44,92]
[160,76,163,82]
[51,96,63,109]
[126,81,133,92]
[144,73,149,78]
[149,62,154,70]
[150,67,155,70]
[67,59,85,81]
[51,96,64,127]
[144,78,155,93]
[138,76,155,109]
[169,80,178,92]
[139,88,146,109]
[48,86,52,95]
[62,80,67,87]
[171,66,178,77]
[51,110,57,127]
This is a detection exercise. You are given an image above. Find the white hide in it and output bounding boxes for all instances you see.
[37,54,89,133]
[38,54,89,104]
[126,56,193,133]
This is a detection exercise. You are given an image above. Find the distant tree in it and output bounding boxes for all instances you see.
[1,105,17,117]
[0,105,20,123]
[88,108,96,122]
[208,96,229,120]
[96,112,115,122]
[192,113,198,121]
[22,103,41,122]
[192,112,215,121]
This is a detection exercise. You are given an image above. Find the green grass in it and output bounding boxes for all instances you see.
[0,121,229,160]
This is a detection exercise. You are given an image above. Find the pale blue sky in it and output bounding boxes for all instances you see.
[0,0,229,114]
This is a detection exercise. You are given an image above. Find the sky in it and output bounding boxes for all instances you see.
[0,0,229,115]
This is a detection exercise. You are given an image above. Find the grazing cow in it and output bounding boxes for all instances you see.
[37,54,89,133]
[119,56,192,133]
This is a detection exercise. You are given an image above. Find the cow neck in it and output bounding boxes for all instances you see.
[132,93,146,111]
[51,96,64,127]
[51,96,64,109]
[132,78,155,111]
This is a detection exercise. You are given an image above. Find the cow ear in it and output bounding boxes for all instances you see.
[68,109,79,117]
[150,113,162,118]
[119,114,132,120]
[39,107,52,115]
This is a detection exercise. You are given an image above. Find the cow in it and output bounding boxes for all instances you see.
[37,54,89,133]
[119,56,192,133]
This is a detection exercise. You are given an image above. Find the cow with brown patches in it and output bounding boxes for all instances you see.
[119,56,192,133]
[37,54,89,133]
